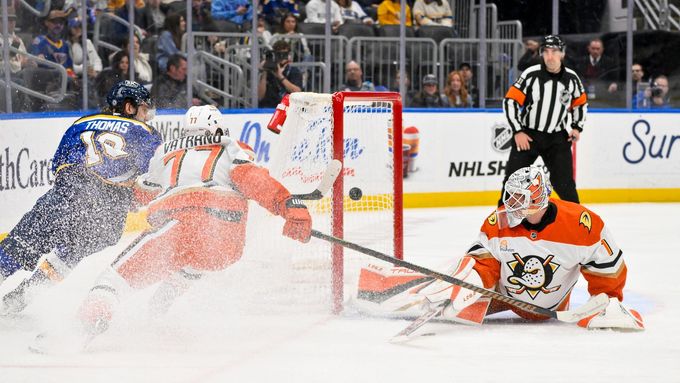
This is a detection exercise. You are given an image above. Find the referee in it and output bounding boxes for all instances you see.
[500,34,587,205]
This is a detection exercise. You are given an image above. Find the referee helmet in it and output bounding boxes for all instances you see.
[540,35,565,53]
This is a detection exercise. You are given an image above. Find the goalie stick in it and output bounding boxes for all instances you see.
[389,299,450,343]
[290,160,342,200]
[310,230,609,323]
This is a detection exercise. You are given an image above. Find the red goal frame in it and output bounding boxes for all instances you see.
[330,91,404,313]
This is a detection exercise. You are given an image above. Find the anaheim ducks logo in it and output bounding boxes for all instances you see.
[487,211,497,226]
[506,253,561,299]
[579,211,592,233]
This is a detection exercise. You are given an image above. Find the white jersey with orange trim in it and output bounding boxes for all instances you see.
[136,134,252,208]
[468,198,626,311]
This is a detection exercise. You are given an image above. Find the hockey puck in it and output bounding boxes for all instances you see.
[349,187,363,201]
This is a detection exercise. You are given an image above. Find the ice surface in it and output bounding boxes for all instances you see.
[0,203,678,383]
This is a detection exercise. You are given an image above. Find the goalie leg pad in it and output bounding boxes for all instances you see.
[354,263,434,314]
[416,257,485,310]
[577,297,644,331]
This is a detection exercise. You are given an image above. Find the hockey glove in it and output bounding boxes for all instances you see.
[577,296,644,331]
[282,198,312,243]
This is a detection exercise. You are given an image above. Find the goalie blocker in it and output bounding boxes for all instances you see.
[354,166,644,331]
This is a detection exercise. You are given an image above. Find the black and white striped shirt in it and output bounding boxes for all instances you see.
[503,63,588,134]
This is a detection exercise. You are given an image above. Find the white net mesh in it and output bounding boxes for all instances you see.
[240,92,400,314]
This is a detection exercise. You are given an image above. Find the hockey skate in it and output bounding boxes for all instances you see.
[0,287,27,316]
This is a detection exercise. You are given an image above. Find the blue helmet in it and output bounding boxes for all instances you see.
[106,80,153,110]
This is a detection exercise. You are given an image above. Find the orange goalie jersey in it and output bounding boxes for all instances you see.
[354,198,629,323]
[468,198,626,316]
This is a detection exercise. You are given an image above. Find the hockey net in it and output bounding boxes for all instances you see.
[241,92,403,314]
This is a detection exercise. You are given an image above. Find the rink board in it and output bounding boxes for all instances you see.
[0,109,679,234]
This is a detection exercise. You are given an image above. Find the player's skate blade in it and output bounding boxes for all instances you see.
[28,331,94,354]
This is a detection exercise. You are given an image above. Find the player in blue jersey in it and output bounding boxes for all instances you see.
[0,80,162,315]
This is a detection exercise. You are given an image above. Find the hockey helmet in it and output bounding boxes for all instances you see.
[107,80,153,109]
[540,35,565,53]
[183,105,227,137]
[502,165,552,224]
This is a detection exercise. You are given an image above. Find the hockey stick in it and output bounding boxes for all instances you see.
[290,160,342,200]
[311,230,609,323]
[389,299,450,343]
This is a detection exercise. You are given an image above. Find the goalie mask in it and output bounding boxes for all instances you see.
[183,105,228,137]
[502,166,552,227]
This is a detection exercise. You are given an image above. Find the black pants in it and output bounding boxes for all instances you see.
[498,130,579,205]
[0,166,132,270]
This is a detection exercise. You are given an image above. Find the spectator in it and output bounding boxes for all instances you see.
[153,53,202,108]
[271,12,312,63]
[258,40,303,108]
[260,0,300,27]
[389,70,414,106]
[226,16,273,61]
[136,0,168,35]
[412,0,453,27]
[211,0,252,29]
[411,74,448,107]
[0,7,30,76]
[632,63,645,95]
[306,0,343,32]
[156,12,186,74]
[108,0,147,45]
[444,70,472,108]
[631,63,648,108]
[0,6,32,110]
[124,34,153,85]
[63,0,97,29]
[649,75,671,109]
[459,62,477,107]
[377,0,412,26]
[338,60,375,92]
[67,17,103,80]
[576,39,619,103]
[517,39,541,71]
[93,50,133,106]
[106,0,145,12]
[31,10,75,77]
[191,0,217,32]
[336,0,374,25]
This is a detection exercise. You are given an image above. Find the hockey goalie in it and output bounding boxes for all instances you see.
[354,165,644,331]
[77,105,313,336]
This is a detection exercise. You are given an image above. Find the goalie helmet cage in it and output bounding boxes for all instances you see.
[268,91,403,314]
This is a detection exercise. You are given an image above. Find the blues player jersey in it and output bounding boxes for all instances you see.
[52,114,162,186]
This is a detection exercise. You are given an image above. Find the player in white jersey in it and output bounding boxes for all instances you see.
[355,165,644,331]
[77,105,313,335]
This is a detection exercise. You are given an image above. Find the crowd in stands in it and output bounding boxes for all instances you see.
[0,0,674,112]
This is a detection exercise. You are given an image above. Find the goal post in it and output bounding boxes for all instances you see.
[330,91,403,313]
[264,91,404,314]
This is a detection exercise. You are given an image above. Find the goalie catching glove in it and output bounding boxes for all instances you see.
[281,197,312,243]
